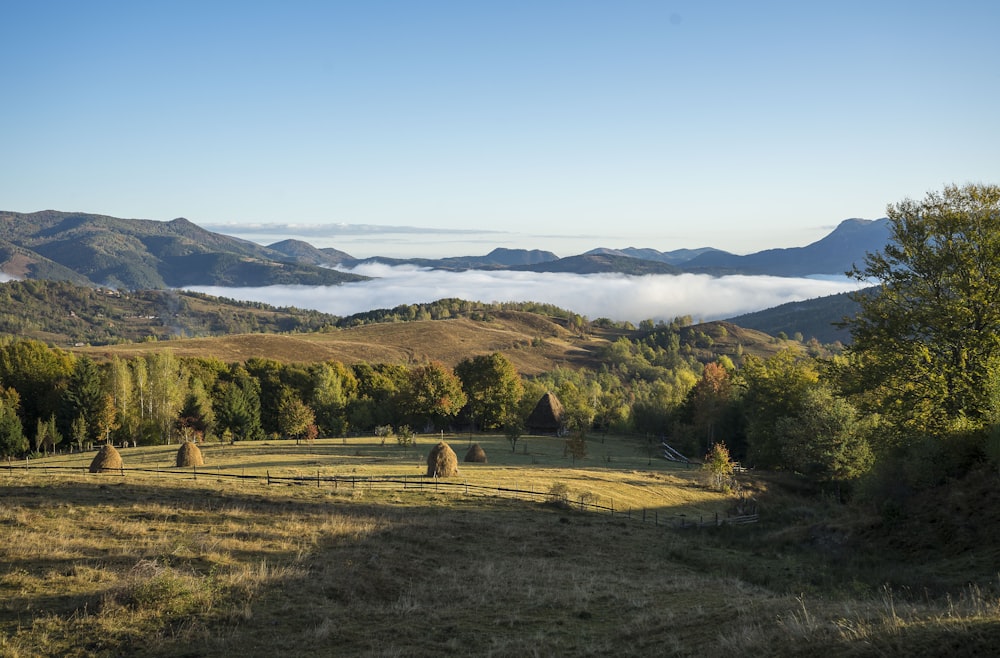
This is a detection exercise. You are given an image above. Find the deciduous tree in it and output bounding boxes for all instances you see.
[739,351,818,468]
[844,183,1000,438]
[455,352,523,430]
[402,362,467,430]
[277,389,316,444]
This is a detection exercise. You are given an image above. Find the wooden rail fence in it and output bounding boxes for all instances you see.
[4,460,759,529]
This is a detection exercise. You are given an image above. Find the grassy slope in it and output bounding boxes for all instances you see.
[75,314,794,374]
[3,436,1000,657]
[76,313,612,374]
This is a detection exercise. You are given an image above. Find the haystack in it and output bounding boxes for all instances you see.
[526,391,565,433]
[89,444,123,473]
[176,441,204,468]
[464,443,487,463]
[427,441,459,477]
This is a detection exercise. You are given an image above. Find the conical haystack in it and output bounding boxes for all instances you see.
[427,441,459,478]
[176,441,204,468]
[464,443,487,463]
[89,444,123,473]
[526,391,565,433]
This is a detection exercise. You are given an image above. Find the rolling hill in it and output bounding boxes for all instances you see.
[0,210,367,289]
[725,288,869,345]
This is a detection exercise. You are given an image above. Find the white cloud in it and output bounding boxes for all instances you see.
[185,265,864,324]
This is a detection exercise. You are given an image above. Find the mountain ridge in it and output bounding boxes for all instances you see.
[0,210,890,285]
[0,210,368,289]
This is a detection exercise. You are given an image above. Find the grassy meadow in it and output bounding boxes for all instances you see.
[3,432,1000,656]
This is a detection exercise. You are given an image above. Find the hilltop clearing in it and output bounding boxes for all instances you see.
[74,311,798,373]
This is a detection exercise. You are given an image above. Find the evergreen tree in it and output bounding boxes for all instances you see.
[213,366,264,441]
[63,356,106,445]
[0,386,26,459]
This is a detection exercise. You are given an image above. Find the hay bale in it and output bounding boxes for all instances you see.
[89,444,123,473]
[464,443,487,463]
[176,441,204,468]
[427,441,459,478]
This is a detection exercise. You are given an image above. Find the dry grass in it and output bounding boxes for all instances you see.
[74,313,605,374]
[28,432,729,519]
[4,437,1000,657]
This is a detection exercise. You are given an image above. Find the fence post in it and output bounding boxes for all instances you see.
[193,465,197,481]
[267,470,271,486]
[317,469,320,488]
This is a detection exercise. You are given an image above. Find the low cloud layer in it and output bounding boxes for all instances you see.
[186,264,864,325]
[203,222,503,238]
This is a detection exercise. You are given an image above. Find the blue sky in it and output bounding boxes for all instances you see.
[3,1,999,258]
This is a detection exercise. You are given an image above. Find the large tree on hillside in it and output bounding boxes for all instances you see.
[145,352,187,444]
[739,351,819,468]
[214,367,264,442]
[687,361,735,456]
[309,361,356,436]
[843,183,1000,437]
[402,362,467,430]
[0,339,73,438]
[0,386,27,459]
[62,357,106,446]
[455,352,523,430]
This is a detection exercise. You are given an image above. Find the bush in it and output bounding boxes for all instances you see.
[703,442,736,492]
[547,482,570,505]
[396,425,414,447]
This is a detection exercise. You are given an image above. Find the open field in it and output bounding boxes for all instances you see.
[3,433,1000,657]
[12,433,724,519]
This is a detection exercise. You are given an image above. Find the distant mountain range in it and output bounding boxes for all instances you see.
[0,210,890,289]
[0,210,366,289]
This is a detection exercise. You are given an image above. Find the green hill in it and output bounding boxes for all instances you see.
[0,211,367,289]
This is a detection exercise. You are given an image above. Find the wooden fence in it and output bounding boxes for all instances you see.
[4,460,759,529]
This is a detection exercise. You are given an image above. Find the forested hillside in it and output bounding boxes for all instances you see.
[0,279,343,345]
[0,211,366,288]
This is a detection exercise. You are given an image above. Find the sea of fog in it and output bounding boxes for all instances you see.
[185,263,866,324]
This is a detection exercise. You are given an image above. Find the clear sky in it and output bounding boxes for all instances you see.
[3,1,999,258]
